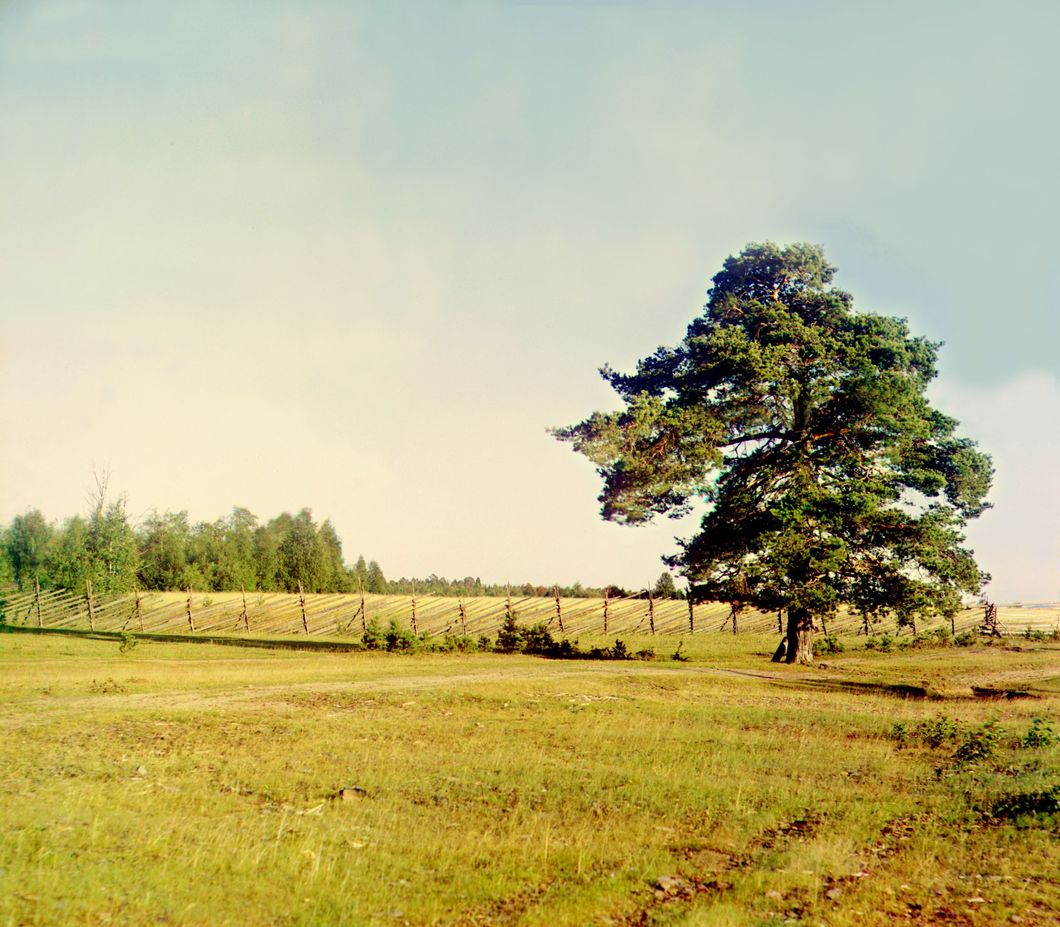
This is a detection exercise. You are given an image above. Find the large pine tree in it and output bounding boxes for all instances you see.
[555,243,993,663]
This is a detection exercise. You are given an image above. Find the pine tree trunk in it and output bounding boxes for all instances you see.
[785,607,814,665]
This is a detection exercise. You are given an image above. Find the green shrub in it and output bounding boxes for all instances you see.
[1020,718,1056,749]
[362,618,385,651]
[890,714,963,748]
[912,627,951,648]
[495,613,522,653]
[814,635,845,655]
[953,630,978,647]
[867,633,894,652]
[988,785,1060,825]
[384,619,418,652]
[520,623,556,655]
[954,719,1005,765]
[918,715,962,747]
[890,721,910,745]
[440,633,479,653]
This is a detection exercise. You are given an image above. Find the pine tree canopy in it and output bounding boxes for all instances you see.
[554,242,993,662]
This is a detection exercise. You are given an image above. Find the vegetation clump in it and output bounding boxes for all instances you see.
[987,785,1060,827]
[355,611,654,661]
[494,618,652,660]
[891,715,1056,767]
[813,635,845,656]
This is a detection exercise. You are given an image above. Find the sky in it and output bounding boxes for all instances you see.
[1,1,1057,602]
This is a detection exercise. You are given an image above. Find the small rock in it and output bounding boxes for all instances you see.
[134,765,147,777]
[1010,916,1024,924]
[654,875,682,894]
[967,897,987,904]
[826,888,842,900]
[337,786,368,801]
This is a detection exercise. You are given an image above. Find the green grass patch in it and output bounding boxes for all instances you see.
[1,633,1057,925]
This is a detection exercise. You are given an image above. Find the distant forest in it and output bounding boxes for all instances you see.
[0,498,681,600]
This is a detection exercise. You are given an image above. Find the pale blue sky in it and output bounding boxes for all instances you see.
[1,1,1057,601]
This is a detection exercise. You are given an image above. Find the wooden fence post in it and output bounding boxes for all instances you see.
[410,585,418,636]
[687,596,695,634]
[458,597,467,637]
[186,587,195,633]
[240,585,249,632]
[86,578,96,631]
[980,602,1001,637]
[360,584,367,634]
[298,581,310,635]
[648,591,656,635]
[720,603,738,635]
[505,585,513,624]
[136,587,144,632]
[603,591,609,635]
[554,586,564,634]
[35,577,42,628]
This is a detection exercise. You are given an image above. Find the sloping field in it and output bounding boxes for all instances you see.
[0,632,1057,926]
[4,585,1057,640]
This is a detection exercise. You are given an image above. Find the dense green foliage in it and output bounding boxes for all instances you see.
[0,505,673,599]
[0,505,377,595]
[556,242,993,662]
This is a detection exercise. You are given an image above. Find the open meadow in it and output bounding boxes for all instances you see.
[1,629,1057,927]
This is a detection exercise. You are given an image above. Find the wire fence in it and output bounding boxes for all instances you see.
[3,583,1056,640]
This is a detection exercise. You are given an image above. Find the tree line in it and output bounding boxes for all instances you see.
[0,499,681,599]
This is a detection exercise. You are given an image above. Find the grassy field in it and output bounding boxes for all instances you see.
[1,630,1057,926]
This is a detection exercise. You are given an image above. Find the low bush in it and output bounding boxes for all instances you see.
[954,719,1005,765]
[866,633,894,652]
[988,785,1060,826]
[438,633,480,653]
[362,618,386,651]
[488,621,653,661]
[384,619,418,652]
[912,627,953,648]
[1020,718,1056,749]
[890,714,962,748]
[813,635,845,655]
